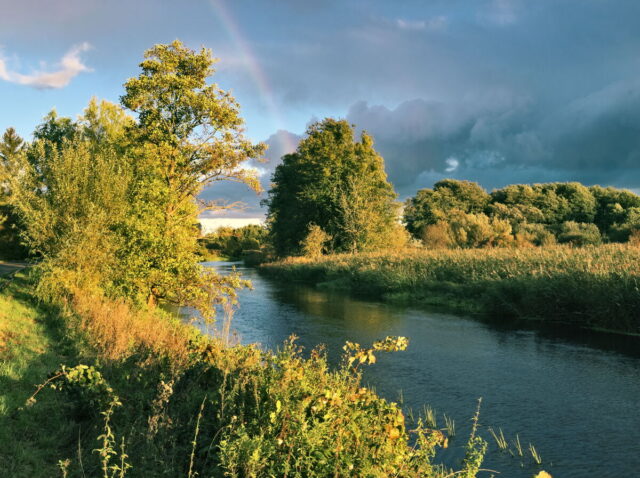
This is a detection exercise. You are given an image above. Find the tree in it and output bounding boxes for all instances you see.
[447,211,513,248]
[117,40,265,307]
[0,128,23,162]
[265,119,399,256]
[2,102,133,290]
[590,185,640,239]
[301,224,331,258]
[489,182,596,225]
[404,180,489,238]
[3,42,264,314]
[0,128,29,259]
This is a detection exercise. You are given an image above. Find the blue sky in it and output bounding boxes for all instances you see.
[2,0,640,217]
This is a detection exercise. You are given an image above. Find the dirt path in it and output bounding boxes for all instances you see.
[0,261,29,277]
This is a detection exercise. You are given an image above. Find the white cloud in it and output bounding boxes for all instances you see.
[396,16,447,32]
[0,43,92,89]
[445,157,459,172]
[481,0,518,26]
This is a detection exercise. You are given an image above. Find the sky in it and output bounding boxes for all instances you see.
[2,0,640,219]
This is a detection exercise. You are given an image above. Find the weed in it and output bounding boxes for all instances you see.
[488,427,508,450]
[529,443,543,465]
[444,414,456,437]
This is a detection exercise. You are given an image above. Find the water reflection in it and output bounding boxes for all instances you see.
[193,261,640,478]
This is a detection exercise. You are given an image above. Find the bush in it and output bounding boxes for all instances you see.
[515,223,556,247]
[557,221,602,246]
[421,222,455,249]
[447,212,514,248]
[301,224,332,258]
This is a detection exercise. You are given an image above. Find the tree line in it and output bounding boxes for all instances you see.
[404,180,640,248]
[263,122,640,255]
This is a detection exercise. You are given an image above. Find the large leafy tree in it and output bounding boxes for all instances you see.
[117,40,265,306]
[3,100,134,288]
[265,119,399,256]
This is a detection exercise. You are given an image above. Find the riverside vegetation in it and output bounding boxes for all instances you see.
[261,245,640,335]
[0,41,494,477]
[1,270,488,477]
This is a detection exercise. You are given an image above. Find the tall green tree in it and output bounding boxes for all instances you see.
[118,40,265,306]
[265,119,399,256]
[2,102,133,288]
[0,128,29,259]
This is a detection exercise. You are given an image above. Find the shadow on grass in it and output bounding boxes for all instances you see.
[0,273,83,477]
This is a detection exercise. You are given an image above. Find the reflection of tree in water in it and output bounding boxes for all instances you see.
[271,282,404,336]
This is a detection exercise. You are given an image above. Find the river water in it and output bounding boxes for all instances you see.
[193,261,640,478]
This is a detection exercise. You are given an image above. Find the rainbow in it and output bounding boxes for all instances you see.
[209,0,297,153]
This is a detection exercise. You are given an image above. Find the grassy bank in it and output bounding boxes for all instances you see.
[0,272,81,475]
[0,270,494,477]
[261,245,640,335]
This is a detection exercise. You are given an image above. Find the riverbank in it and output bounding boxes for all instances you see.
[0,270,483,477]
[260,245,640,335]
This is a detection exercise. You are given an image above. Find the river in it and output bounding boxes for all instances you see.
[192,261,640,478]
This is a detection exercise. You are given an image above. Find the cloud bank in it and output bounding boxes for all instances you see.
[0,43,92,89]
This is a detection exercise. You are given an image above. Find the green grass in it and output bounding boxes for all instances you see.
[0,273,78,476]
[261,244,640,334]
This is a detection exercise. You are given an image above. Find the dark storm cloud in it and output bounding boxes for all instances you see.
[227,0,640,202]
[345,77,640,198]
[206,73,640,214]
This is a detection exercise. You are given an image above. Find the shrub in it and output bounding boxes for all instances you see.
[515,223,556,247]
[301,224,332,258]
[421,222,455,249]
[557,221,602,246]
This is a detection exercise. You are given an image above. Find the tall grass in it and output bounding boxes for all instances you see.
[261,244,640,334]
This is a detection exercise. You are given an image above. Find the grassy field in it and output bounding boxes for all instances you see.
[261,245,640,335]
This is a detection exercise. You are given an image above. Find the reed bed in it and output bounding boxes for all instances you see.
[262,245,640,334]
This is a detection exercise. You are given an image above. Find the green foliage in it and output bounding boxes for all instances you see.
[404,180,490,237]
[116,40,265,308]
[266,118,399,256]
[420,212,513,249]
[32,111,77,148]
[447,211,513,248]
[201,225,269,260]
[343,335,408,368]
[0,128,29,259]
[405,180,640,247]
[1,42,264,315]
[514,223,556,247]
[3,109,132,298]
[301,224,332,258]
[556,221,602,246]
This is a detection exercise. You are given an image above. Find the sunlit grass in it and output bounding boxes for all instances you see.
[263,244,640,333]
[0,273,75,477]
